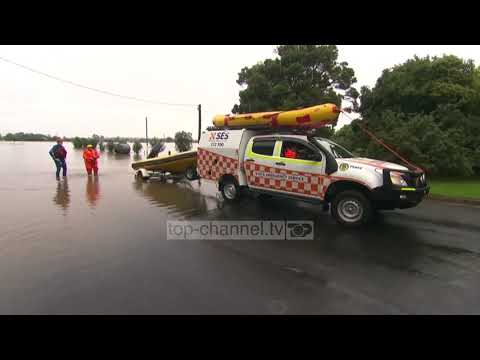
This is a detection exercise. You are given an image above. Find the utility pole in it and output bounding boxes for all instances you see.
[145,116,148,157]
[198,104,202,142]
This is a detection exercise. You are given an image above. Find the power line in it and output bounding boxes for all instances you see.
[0,55,197,108]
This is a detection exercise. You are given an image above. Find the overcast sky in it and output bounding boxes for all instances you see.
[1,45,479,138]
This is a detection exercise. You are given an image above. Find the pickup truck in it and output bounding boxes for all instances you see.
[197,129,429,227]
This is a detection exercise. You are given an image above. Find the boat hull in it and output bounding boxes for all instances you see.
[131,150,197,173]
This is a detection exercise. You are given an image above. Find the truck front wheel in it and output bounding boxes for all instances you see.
[331,190,372,227]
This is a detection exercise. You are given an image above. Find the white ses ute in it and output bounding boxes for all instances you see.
[197,129,429,227]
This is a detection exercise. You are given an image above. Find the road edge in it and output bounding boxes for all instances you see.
[426,194,480,206]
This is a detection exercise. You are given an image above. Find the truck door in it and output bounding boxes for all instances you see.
[277,139,328,199]
[244,136,328,199]
[243,137,281,192]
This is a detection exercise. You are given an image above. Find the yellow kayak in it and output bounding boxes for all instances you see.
[213,103,340,129]
[131,150,197,174]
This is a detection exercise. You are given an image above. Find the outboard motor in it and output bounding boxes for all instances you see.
[147,142,166,158]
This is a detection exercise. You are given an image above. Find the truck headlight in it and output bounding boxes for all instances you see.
[390,171,408,187]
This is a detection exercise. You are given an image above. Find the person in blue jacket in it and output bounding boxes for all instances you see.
[49,137,68,179]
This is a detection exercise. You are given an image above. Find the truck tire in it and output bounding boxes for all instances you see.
[221,178,240,202]
[331,190,372,227]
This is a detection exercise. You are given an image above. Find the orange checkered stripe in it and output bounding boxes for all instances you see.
[197,148,239,181]
[244,162,333,199]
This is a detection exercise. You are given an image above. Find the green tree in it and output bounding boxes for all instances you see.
[331,122,367,156]
[72,137,84,149]
[107,141,115,152]
[232,45,358,114]
[334,55,480,176]
[174,131,193,152]
[359,55,480,117]
[133,141,143,155]
[72,136,99,149]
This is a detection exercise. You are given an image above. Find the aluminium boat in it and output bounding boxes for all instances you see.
[131,150,198,179]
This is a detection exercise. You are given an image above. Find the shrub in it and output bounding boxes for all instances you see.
[133,141,143,155]
[174,131,193,152]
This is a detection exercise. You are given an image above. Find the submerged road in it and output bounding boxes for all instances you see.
[1,168,480,314]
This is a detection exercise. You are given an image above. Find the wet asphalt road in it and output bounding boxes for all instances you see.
[175,189,480,315]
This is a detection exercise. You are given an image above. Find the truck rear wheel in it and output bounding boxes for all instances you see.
[331,190,372,227]
[221,178,240,202]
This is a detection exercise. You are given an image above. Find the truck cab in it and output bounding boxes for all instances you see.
[198,129,429,227]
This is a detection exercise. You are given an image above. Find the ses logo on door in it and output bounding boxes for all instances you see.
[254,171,307,183]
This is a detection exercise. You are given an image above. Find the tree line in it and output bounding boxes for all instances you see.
[0,132,56,141]
[0,133,177,146]
[233,45,480,176]
[1,131,195,157]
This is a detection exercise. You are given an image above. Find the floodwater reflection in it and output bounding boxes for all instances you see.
[53,178,70,214]
[132,154,142,162]
[86,176,101,208]
[132,178,211,218]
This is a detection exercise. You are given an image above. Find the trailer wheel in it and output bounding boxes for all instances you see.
[331,190,372,227]
[185,167,198,181]
[135,170,148,181]
[220,178,240,202]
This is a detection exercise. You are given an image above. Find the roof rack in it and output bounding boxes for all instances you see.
[205,126,325,137]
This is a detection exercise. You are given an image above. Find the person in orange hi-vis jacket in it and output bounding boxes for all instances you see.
[83,144,100,176]
[284,144,298,159]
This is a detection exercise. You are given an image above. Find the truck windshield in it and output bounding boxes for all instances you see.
[314,138,354,159]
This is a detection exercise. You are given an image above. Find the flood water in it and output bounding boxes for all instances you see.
[0,141,225,314]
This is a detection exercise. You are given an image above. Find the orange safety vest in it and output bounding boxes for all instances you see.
[83,149,99,165]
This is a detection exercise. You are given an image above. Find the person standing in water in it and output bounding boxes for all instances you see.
[83,144,100,176]
[49,137,68,179]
